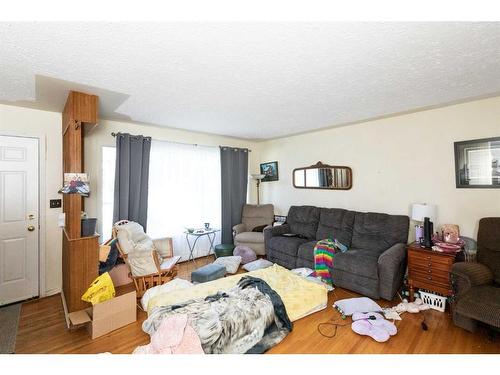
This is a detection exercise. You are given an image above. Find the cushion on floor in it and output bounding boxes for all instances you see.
[233,245,257,264]
[191,263,226,283]
[213,255,242,274]
[242,258,274,272]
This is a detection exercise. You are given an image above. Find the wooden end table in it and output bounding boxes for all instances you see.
[407,242,461,302]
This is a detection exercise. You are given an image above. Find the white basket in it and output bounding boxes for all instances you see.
[419,290,447,312]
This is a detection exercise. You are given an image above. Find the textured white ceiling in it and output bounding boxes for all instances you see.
[1,22,500,140]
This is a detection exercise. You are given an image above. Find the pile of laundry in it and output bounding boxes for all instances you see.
[135,276,293,354]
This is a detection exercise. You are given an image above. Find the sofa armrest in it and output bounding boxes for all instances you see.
[232,223,247,237]
[153,237,174,258]
[451,262,493,299]
[264,223,290,241]
[377,243,407,300]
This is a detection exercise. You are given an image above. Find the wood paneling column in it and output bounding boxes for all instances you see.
[61,91,100,313]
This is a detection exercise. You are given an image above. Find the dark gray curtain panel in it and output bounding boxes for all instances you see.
[113,133,152,230]
[220,146,249,244]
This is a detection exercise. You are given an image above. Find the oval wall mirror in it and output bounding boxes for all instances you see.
[293,161,352,190]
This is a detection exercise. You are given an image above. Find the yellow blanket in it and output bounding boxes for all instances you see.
[147,264,328,322]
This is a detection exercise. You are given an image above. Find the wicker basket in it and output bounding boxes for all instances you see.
[419,290,447,312]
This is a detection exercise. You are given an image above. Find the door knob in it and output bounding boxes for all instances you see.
[27,225,35,232]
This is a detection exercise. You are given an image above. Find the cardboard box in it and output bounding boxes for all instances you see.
[68,291,137,339]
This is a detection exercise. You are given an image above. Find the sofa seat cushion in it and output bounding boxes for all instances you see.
[297,241,317,261]
[235,231,264,244]
[455,285,500,328]
[333,249,379,280]
[268,236,309,257]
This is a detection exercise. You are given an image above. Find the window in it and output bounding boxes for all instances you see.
[101,141,221,261]
[147,140,221,261]
[101,146,116,240]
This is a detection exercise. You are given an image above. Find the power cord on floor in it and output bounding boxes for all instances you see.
[317,289,349,338]
[317,318,349,338]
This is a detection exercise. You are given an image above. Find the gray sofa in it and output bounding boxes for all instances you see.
[264,205,409,300]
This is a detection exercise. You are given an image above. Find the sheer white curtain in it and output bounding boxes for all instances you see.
[147,140,221,261]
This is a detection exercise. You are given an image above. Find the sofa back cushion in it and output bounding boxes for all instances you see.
[242,204,274,231]
[316,208,355,246]
[287,205,320,239]
[351,212,409,253]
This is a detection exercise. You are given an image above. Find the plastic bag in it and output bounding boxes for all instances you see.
[81,272,116,305]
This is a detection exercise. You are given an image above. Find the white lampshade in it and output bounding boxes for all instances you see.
[251,173,266,180]
[411,203,436,222]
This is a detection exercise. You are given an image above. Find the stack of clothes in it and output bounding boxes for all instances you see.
[135,276,293,354]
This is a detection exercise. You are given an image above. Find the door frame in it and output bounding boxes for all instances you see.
[0,133,45,299]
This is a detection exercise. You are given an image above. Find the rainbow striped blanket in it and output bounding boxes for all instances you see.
[312,239,337,286]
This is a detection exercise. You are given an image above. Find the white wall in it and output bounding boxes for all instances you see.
[0,104,62,296]
[258,96,500,240]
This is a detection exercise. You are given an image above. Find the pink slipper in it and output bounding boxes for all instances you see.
[352,312,397,336]
[351,320,390,342]
[352,312,384,321]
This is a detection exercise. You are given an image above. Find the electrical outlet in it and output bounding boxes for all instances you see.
[50,199,62,208]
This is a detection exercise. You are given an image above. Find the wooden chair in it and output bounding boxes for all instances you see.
[112,220,181,298]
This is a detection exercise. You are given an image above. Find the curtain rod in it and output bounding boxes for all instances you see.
[110,132,252,152]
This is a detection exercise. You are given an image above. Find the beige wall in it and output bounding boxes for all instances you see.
[0,104,62,296]
[258,96,500,240]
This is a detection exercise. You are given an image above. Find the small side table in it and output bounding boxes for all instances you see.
[184,229,220,263]
[407,242,461,302]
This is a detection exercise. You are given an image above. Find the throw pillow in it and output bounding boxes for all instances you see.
[242,258,273,272]
[233,245,257,264]
[333,297,382,316]
[252,224,268,232]
[213,255,242,274]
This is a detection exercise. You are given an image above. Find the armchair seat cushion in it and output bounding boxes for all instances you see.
[455,285,500,328]
[235,231,264,244]
[333,249,379,280]
[268,236,309,257]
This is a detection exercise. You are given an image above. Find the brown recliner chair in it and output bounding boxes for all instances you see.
[451,217,500,332]
[233,204,274,255]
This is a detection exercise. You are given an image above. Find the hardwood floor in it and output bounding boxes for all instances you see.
[15,257,499,354]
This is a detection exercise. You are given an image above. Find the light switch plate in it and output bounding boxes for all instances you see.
[50,199,62,208]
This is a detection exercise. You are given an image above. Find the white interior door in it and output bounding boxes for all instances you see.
[0,135,39,305]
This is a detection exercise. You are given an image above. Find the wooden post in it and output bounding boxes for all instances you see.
[61,91,100,313]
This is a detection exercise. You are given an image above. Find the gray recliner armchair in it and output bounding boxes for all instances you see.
[451,217,500,332]
[233,204,274,255]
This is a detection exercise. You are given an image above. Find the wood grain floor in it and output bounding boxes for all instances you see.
[15,257,499,354]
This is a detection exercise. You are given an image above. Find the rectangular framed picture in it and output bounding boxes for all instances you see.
[454,136,500,188]
[260,161,279,182]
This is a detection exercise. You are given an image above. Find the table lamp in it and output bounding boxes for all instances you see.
[251,174,266,205]
[411,203,437,244]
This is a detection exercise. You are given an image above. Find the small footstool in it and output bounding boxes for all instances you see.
[214,243,235,258]
[191,263,226,283]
